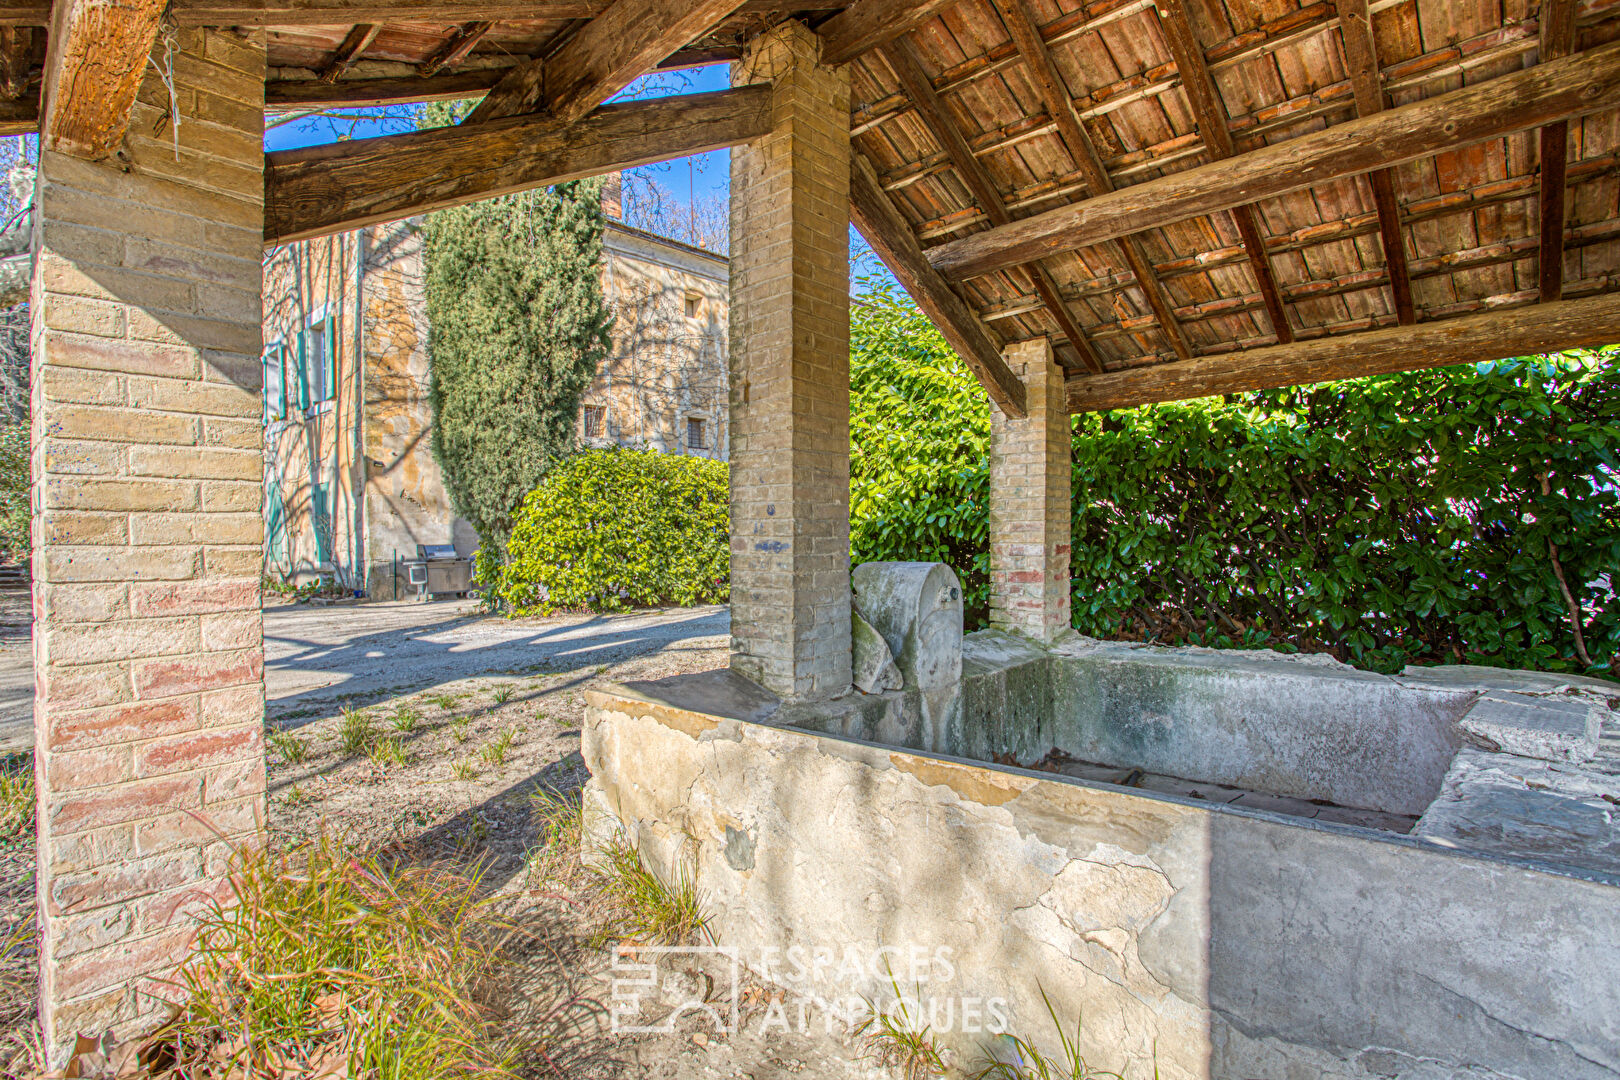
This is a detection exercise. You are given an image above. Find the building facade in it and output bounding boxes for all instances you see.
[261,184,729,597]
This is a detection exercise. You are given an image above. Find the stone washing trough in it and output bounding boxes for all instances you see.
[582,563,1620,1080]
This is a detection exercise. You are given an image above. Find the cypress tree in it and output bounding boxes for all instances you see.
[421,111,611,551]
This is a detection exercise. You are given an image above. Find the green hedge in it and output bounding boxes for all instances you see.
[0,425,25,562]
[850,284,1620,676]
[494,447,728,614]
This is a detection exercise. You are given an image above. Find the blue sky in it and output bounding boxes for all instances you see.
[265,62,890,289]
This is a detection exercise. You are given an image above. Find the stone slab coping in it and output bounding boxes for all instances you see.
[585,670,1620,887]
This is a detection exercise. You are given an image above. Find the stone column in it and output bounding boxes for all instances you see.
[30,28,267,1057]
[727,21,853,701]
[988,337,1072,643]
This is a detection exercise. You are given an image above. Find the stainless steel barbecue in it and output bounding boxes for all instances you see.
[404,543,474,601]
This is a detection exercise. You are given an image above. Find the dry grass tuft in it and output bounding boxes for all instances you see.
[856,973,949,1080]
[593,840,710,947]
[971,987,1136,1080]
[0,754,31,840]
[140,834,517,1079]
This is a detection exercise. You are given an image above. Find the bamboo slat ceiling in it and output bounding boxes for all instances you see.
[12,0,1620,406]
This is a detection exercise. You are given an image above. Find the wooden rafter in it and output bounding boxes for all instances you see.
[818,0,961,66]
[1540,0,1578,302]
[0,27,28,99]
[1066,290,1620,412]
[1338,0,1413,324]
[542,0,748,124]
[269,69,505,108]
[464,58,543,123]
[418,20,492,77]
[41,0,165,159]
[265,84,770,243]
[991,0,1190,360]
[317,23,380,84]
[1155,0,1293,343]
[884,35,1104,373]
[927,39,1620,281]
[850,150,1026,417]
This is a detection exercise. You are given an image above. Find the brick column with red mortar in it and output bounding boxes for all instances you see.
[727,21,854,701]
[29,28,267,1060]
[988,337,1073,643]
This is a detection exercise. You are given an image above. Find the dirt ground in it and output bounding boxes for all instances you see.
[0,599,889,1079]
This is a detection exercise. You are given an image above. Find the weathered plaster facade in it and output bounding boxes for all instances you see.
[263,192,732,597]
[261,219,473,599]
[586,221,729,460]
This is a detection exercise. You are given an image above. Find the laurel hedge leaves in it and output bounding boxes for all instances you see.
[493,448,729,614]
[849,282,1620,676]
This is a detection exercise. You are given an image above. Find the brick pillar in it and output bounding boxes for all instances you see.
[989,337,1072,643]
[727,22,853,701]
[30,28,267,1058]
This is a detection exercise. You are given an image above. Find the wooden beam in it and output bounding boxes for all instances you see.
[40,0,164,159]
[991,0,1191,360]
[850,150,1027,417]
[463,57,543,123]
[418,20,492,77]
[884,35,1105,373]
[180,0,606,25]
[317,22,379,84]
[0,89,34,134]
[0,27,30,99]
[818,0,960,66]
[265,84,770,244]
[929,38,1620,281]
[268,69,506,109]
[1155,0,1293,342]
[1066,289,1620,412]
[541,0,748,124]
[1540,0,1577,302]
[1339,0,1414,324]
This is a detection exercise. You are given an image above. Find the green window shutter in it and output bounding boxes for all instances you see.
[323,313,337,403]
[267,488,285,559]
[311,482,331,565]
[277,344,289,418]
[295,331,310,412]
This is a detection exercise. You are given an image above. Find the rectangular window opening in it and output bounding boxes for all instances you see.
[684,292,701,319]
[583,404,605,438]
[686,417,705,450]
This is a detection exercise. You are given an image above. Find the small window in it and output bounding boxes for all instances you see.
[308,317,333,403]
[686,417,705,450]
[684,292,701,319]
[583,405,605,438]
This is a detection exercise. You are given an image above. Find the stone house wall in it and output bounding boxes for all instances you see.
[262,199,731,595]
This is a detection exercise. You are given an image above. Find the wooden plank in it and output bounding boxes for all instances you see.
[1155,0,1293,342]
[850,150,1027,417]
[265,83,771,243]
[1066,289,1620,412]
[268,69,506,108]
[1339,0,1413,324]
[178,0,606,25]
[418,20,492,77]
[541,0,748,124]
[928,39,1620,281]
[884,35,1104,373]
[316,23,379,84]
[991,0,1191,359]
[40,0,165,159]
[819,0,961,66]
[0,27,29,99]
[1540,0,1577,302]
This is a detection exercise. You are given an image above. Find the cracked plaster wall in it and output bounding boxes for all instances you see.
[583,689,1620,1080]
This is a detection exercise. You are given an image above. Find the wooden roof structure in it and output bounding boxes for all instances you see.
[13,0,1620,414]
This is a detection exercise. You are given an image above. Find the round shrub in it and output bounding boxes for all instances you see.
[495,448,728,613]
